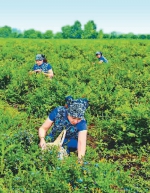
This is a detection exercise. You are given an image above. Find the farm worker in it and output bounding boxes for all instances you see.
[95,51,108,64]
[32,54,54,78]
[38,96,89,160]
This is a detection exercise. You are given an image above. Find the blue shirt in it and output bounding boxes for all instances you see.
[98,56,108,63]
[48,106,87,139]
[33,63,52,73]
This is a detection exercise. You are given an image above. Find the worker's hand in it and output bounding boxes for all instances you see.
[34,69,42,73]
[39,138,46,149]
[78,158,84,165]
[29,71,34,75]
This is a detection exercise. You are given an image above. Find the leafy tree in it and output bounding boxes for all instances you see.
[54,32,63,39]
[61,25,72,39]
[82,20,98,39]
[125,32,135,39]
[117,34,124,39]
[0,26,12,37]
[23,29,34,38]
[10,32,18,38]
[103,33,110,39]
[147,34,150,39]
[131,34,138,39]
[10,28,22,38]
[110,31,118,39]
[97,29,104,39]
[23,29,42,39]
[70,21,82,39]
[35,31,43,39]
[139,34,147,39]
[43,30,53,39]
[17,33,24,38]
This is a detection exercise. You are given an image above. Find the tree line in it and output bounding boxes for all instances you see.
[0,20,150,39]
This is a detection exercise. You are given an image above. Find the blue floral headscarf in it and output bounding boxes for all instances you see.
[65,96,89,119]
[35,54,45,61]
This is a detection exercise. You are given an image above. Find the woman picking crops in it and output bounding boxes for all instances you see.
[95,51,108,63]
[38,96,89,160]
[32,54,54,78]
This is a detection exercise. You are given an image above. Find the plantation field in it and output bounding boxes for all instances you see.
[0,38,150,192]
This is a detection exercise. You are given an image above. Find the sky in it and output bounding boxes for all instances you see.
[0,0,150,34]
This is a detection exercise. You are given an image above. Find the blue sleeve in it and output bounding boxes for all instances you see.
[32,64,36,70]
[47,64,52,70]
[98,57,103,61]
[76,120,87,132]
[48,107,58,121]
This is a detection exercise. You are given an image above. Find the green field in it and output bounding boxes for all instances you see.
[0,38,150,192]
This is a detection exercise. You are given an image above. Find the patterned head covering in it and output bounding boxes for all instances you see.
[96,51,102,56]
[65,96,89,119]
[35,54,45,61]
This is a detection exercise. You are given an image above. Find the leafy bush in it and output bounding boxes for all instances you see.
[0,39,150,192]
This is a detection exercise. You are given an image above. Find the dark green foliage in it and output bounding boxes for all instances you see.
[0,39,150,192]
